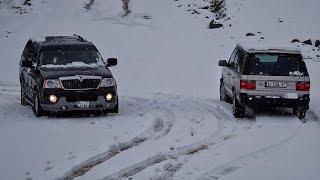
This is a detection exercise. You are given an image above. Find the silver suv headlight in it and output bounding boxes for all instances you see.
[100,78,115,87]
[43,79,62,89]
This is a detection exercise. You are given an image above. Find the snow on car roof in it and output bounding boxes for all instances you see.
[30,35,92,46]
[238,41,301,54]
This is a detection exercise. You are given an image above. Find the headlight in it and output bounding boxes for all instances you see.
[106,93,113,101]
[100,78,115,87]
[43,79,62,89]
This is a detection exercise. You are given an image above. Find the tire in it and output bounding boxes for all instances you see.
[220,82,227,102]
[220,82,232,103]
[109,99,119,113]
[20,83,27,106]
[296,107,307,119]
[33,90,43,117]
[232,91,245,118]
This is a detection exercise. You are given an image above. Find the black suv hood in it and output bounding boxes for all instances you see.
[39,66,113,79]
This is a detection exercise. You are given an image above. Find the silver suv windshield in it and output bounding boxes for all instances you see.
[39,45,104,66]
[244,53,308,76]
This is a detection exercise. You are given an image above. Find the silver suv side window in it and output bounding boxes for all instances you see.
[228,47,238,69]
[236,50,245,73]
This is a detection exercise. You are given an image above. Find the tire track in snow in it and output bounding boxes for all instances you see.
[101,99,235,179]
[60,104,175,180]
[198,120,303,180]
[148,161,184,180]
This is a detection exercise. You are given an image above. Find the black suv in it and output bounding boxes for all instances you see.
[19,35,118,116]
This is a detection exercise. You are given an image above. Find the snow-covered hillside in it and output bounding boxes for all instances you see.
[0,0,320,179]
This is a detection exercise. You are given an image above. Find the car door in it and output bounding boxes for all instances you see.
[230,49,245,92]
[224,47,238,96]
[20,41,34,101]
[25,43,39,101]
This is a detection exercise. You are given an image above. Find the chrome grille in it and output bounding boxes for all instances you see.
[61,79,100,90]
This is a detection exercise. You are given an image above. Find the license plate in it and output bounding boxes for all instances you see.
[265,81,287,88]
[76,101,90,108]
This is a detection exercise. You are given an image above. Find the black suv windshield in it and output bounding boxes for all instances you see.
[39,45,104,66]
[244,53,308,76]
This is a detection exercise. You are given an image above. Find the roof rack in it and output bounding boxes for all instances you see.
[44,35,87,43]
[73,34,87,42]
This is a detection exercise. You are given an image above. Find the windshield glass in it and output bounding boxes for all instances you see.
[39,45,104,67]
[244,53,308,76]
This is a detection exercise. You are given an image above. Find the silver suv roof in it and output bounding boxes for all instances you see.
[237,42,301,54]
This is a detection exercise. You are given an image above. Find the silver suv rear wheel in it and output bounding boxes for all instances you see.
[232,91,245,118]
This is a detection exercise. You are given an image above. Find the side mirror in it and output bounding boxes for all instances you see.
[106,58,117,67]
[21,60,33,68]
[218,60,228,66]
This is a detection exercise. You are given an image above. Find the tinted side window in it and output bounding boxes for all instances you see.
[228,47,237,64]
[236,50,245,73]
[32,43,40,63]
[229,47,238,69]
[21,41,32,61]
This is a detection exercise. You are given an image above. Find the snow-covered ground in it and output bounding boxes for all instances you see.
[0,0,320,179]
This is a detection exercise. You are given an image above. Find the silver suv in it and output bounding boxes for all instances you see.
[218,43,310,119]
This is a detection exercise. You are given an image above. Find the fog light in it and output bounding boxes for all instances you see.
[49,95,58,103]
[106,93,113,101]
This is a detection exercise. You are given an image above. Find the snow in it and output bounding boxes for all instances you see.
[238,41,301,54]
[1,0,320,180]
[289,71,304,77]
[41,61,102,68]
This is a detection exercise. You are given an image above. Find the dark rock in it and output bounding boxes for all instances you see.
[291,39,300,43]
[260,37,265,39]
[205,16,209,18]
[302,39,312,45]
[200,6,209,9]
[143,15,151,20]
[315,40,320,47]
[209,20,223,29]
[192,10,199,14]
[257,32,262,34]
[316,55,320,57]
[246,33,255,36]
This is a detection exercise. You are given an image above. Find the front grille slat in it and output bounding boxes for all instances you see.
[61,79,100,90]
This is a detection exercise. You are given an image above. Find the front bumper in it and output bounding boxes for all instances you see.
[40,87,117,112]
[239,93,310,109]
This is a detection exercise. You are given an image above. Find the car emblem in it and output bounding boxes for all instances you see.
[79,75,83,82]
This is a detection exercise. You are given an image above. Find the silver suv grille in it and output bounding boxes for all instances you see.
[61,79,100,90]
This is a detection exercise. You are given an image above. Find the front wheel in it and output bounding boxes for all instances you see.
[220,82,227,102]
[105,99,119,114]
[109,100,119,113]
[20,84,27,106]
[33,91,43,117]
[220,82,231,103]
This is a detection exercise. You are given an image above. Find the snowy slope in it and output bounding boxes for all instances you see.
[0,0,320,179]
